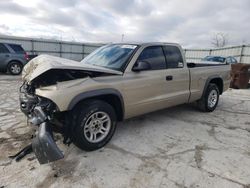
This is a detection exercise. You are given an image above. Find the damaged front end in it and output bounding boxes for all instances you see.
[20,82,65,164]
[18,55,122,164]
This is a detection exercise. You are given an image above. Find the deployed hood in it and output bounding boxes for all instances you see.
[22,55,122,83]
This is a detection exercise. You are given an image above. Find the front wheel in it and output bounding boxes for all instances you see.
[197,83,219,112]
[71,100,117,151]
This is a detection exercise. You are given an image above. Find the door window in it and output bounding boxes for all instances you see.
[163,46,184,68]
[137,46,166,70]
[8,44,25,54]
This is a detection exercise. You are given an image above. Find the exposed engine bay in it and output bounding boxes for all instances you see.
[30,69,113,88]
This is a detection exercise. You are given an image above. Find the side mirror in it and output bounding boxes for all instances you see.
[132,61,151,72]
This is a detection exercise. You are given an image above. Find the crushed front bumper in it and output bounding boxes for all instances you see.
[19,84,64,164]
[32,122,64,164]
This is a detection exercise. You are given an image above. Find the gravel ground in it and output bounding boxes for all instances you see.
[0,74,250,188]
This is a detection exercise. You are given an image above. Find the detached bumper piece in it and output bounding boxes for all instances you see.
[32,122,64,164]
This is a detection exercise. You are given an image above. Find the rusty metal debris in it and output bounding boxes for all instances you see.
[230,63,250,89]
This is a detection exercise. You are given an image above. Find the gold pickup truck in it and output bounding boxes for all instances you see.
[19,43,230,164]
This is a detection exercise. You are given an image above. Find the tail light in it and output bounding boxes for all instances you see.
[24,52,29,61]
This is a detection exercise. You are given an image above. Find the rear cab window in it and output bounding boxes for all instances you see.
[163,45,184,68]
[0,43,10,53]
[137,46,166,70]
[8,44,25,54]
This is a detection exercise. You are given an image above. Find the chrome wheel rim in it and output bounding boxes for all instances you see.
[10,64,21,74]
[208,90,218,108]
[83,111,111,143]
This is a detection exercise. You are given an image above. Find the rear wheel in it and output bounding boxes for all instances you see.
[71,100,117,151]
[8,61,23,75]
[197,83,219,112]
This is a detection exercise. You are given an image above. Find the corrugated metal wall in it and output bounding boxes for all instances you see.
[1,35,249,63]
[185,45,250,64]
[0,35,103,61]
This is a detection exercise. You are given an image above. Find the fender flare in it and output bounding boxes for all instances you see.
[67,88,124,117]
[8,60,24,66]
[202,75,223,97]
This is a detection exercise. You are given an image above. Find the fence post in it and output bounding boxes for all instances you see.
[31,39,34,55]
[82,44,85,59]
[59,42,62,57]
[239,45,245,63]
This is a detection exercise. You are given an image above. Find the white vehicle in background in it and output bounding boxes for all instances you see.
[201,56,238,65]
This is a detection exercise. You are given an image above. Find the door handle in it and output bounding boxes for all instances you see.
[5,54,10,57]
[166,75,173,81]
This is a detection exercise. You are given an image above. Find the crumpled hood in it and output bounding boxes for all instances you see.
[22,54,122,83]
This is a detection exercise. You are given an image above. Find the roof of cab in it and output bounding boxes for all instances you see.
[109,42,181,47]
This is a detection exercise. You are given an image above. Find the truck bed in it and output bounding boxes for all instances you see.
[187,62,231,103]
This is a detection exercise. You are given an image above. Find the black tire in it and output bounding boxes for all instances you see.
[8,61,23,75]
[71,100,117,151]
[197,83,219,112]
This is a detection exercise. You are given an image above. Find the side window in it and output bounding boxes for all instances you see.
[137,46,166,70]
[8,44,25,54]
[163,46,183,68]
[0,44,10,53]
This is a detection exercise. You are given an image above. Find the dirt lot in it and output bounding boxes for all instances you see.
[0,74,250,188]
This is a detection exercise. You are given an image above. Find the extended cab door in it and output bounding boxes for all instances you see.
[161,45,190,106]
[123,45,170,118]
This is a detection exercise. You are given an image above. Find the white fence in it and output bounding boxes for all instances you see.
[185,45,250,64]
[1,35,250,63]
[0,35,103,61]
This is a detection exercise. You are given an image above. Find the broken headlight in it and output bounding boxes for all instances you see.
[28,97,59,125]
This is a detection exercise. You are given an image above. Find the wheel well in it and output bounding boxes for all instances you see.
[8,60,23,67]
[73,94,124,121]
[210,78,223,94]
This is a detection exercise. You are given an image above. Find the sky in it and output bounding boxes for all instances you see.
[0,0,249,48]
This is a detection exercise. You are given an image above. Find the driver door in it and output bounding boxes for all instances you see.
[122,45,168,118]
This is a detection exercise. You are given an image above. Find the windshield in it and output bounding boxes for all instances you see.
[81,44,138,71]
